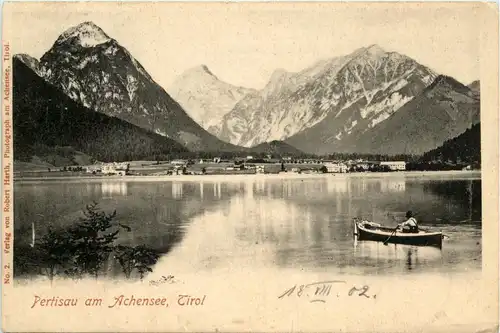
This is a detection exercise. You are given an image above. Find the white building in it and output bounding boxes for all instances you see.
[324,163,348,173]
[353,163,370,171]
[100,162,128,176]
[85,165,100,173]
[380,161,406,171]
[171,159,186,165]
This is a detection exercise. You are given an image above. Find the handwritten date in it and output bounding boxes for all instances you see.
[278,280,376,303]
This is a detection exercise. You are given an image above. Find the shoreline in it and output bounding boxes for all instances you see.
[14,170,481,183]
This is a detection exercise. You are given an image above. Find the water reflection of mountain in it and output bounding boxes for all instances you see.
[226,195,451,274]
[106,181,243,253]
[228,177,480,230]
[229,192,355,268]
[14,177,482,277]
[14,180,243,278]
[15,180,245,248]
[224,177,480,274]
[422,180,481,223]
[249,177,407,202]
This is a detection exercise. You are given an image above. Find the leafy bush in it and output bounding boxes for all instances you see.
[114,245,160,280]
[15,202,160,281]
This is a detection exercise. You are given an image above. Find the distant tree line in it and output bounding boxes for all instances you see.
[150,151,419,162]
[404,124,481,171]
[324,153,418,162]
[420,123,480,165]
[406,161,477,171]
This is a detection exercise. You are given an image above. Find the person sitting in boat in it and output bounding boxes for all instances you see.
[398,211,419,233]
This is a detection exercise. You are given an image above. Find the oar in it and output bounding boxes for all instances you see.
[383,227,399,246]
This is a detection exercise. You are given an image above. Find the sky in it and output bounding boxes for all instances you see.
[5,2,481,90]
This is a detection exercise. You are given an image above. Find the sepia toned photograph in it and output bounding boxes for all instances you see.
[1,2,498,332]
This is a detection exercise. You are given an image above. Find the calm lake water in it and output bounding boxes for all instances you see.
[14,172,482,277]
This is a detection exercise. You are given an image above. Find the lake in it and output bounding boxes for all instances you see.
[13,172,482,278]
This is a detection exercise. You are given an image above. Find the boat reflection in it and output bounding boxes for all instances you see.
[353,239,442,272]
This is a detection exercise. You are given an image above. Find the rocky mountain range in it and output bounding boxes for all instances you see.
[174,45,479,155]
[14,21,480,158]
[206,45,439,148]
[13,56,188,164]
[287,75,480,154]
[168,65,256,132]
[17,21,240,152]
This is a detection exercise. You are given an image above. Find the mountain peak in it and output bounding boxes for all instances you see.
[363,44,386,57]
[427,75,470,93]
[169,62,256,131]
[366,44,385,51]
[269,68,289,81]
[56,21,111,47]
[181,64,218,79]
[198,64,217,77]
[348,44,387,63]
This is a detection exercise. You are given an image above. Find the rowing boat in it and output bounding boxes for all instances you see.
[353,219,443,248]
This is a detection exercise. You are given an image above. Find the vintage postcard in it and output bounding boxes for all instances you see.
[1,2,499,332]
